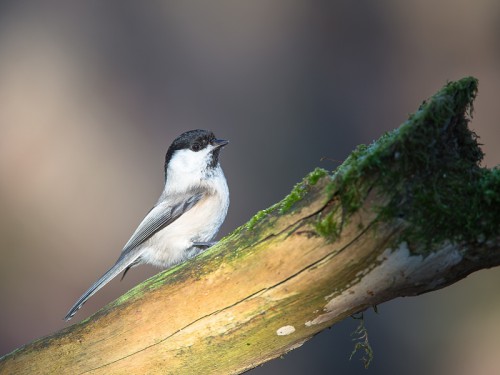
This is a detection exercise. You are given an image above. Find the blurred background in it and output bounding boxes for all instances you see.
[0,1,499,374]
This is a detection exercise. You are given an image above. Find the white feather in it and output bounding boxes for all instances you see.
[141,144,229,267]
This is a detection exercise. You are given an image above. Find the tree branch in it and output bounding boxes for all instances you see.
[1,77,499,375]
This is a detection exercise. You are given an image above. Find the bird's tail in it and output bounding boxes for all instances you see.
[64,254,140,321]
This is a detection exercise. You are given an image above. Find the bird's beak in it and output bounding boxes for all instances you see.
[212,138,229,148]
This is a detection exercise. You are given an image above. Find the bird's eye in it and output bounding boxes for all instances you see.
[191,142,201,152]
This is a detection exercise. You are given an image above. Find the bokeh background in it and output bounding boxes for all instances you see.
[0,1,499,374]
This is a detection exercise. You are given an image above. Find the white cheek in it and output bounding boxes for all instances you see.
[166,147,214,191]
[169,149,209,173]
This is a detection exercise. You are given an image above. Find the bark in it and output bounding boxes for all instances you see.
[1,77,498,375]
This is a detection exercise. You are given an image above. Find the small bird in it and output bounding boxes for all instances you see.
[64,129,229,321]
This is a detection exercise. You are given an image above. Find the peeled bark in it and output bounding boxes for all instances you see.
[1,77,498,375]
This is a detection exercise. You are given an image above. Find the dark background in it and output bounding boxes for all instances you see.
[0,1,499,374]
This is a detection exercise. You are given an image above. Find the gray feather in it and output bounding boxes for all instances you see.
[64,192,204,321]
[120,192,203,256]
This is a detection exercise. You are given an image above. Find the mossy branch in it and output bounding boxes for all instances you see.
[1,77,499,375]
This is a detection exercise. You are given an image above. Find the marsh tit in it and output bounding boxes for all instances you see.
[64,129,229,321]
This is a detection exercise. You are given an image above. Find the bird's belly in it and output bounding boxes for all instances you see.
[141,194,227,268]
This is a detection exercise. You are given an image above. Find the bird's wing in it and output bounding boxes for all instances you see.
[120,191,204,257]
[64,191,205,320]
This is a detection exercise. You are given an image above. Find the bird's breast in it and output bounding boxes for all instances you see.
[142,183,229,268]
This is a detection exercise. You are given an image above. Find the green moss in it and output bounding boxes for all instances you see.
[246,207,277,230]
[279,168,329,213]
[246,210,267,230]
[315,210,340,241]
[307,167,329,185]
[320,76,498,253]
[279,186,305,213]
[246,168,329,230]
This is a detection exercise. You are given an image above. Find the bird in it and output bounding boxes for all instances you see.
[64,129,229,321]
